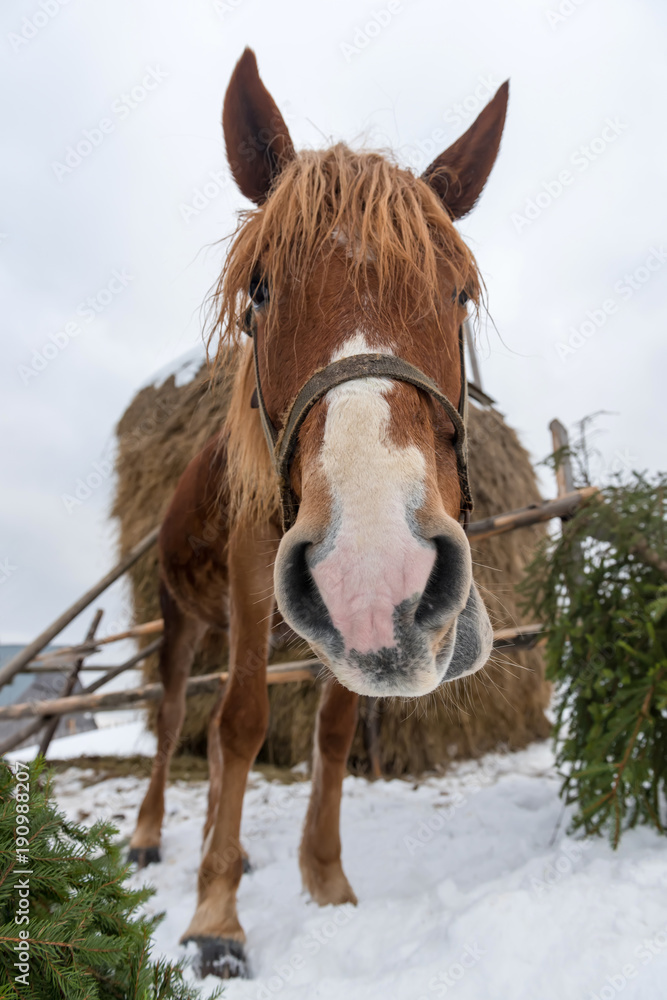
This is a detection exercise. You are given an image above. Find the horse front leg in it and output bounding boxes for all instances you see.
[202,683,252,875]
[129,583,206,866]
[180,521,277,979]
[299,676,359,906]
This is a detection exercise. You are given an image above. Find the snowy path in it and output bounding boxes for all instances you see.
[46,739,667,1000]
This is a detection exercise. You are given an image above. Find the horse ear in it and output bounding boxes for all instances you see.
[422,81,509,220]
[222,48,295,204]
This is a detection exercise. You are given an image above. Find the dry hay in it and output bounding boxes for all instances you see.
[112,355,551,774]
[111,358,231,752]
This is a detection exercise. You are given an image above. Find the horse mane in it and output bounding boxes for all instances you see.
[208,143,482,526]
[219,340,280,527]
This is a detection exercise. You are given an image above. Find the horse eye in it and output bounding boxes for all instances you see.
[249,274,269,308]
[456,289,469,307]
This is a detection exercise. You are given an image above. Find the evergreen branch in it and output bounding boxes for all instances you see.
[521,470,667,847]
[629,537,667,577]
[609,681,659,847]
[0,760,219,999]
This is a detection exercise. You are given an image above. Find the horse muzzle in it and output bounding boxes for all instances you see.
[274,515,492,697]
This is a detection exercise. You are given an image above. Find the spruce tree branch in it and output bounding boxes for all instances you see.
[610,680,659,847]
[628,537,667,577]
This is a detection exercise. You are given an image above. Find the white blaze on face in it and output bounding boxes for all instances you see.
[308,334,436,656]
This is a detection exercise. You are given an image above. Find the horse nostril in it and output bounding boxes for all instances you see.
[414,534,469,630]
[278,539,338,645]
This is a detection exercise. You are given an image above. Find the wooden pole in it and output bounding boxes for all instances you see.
[32,619,164,667]
[0,611,104,760]
[0,636,162,756]
[549,419,575,497]
[0,622,544,726]
[0,661,323,722]
[491,623,544,649]
[23,662,144,674]
[467,487,598,541]
[0,527,160,691]
[83,637,163,695]
[549,419,588,597]
[37,609,104,759]
[0,717,50,758]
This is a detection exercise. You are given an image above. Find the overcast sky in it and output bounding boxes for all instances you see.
[1,0,665,647]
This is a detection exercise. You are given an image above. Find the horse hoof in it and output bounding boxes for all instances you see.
[242,855,253,875]
[127,846,161,868]
[186,936,248,979]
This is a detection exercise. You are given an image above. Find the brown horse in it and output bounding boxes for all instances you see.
[128,48,508,978]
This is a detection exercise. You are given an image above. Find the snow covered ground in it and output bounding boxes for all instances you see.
[29,724,667,1000]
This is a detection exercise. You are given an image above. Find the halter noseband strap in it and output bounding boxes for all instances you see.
[251,329,473,533]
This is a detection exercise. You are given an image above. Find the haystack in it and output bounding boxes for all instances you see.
[112,353,551,775]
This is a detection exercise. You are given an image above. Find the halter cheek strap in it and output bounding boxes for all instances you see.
[250,325,473,533]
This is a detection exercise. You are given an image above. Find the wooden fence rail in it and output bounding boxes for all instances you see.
[0,624,543,725]
[0,634,164,757]
[0,527,160,691]
[36,609,104,759]
[30,620,164,669]
[0,660,321,723]
[466,487,597,540]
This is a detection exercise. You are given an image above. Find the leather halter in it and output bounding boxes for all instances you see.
[248,316,473,533]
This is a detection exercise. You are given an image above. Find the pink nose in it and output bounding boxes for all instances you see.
[309,528,436,654]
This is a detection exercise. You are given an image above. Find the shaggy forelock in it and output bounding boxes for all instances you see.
[207,143,480,361]
[209,143,482,526]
